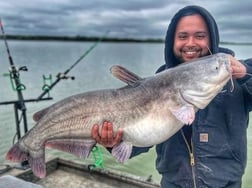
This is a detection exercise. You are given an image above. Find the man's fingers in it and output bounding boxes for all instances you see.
[92,124,101,142]
[92,121,123,147]
[101,121,109,144]
[113,129,123,146]
[107,122,114,145]
[229,55,246,78]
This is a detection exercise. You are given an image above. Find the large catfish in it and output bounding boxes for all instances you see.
[6,53,231,178]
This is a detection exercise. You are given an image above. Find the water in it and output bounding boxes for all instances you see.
[0,40,252,186]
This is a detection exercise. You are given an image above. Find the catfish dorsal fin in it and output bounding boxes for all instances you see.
[33,107,50,122]
[110,65,143,86]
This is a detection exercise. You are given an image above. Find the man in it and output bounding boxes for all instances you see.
[92,5,252,187]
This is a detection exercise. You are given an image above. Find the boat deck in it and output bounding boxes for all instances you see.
[0,158,160,188]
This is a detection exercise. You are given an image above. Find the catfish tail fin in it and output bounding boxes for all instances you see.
[6,143,29,162]
[6,143,46,178]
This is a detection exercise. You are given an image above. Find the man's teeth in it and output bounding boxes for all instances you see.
[185,51,196,55]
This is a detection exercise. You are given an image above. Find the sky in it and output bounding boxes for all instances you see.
[0,0,251,43]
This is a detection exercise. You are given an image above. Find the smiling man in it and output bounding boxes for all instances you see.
[92,5,252,188]
[173,14,210,62]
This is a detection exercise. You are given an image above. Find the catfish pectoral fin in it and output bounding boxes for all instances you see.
[112,141,133,163]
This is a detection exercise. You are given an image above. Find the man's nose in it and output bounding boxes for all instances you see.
[186,36,196,45]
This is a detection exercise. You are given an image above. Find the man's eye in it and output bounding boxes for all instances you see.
[178,35,187,40]
[196,34,206,39]
[197,36,204,39]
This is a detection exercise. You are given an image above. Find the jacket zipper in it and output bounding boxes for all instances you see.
[181,130,197,188]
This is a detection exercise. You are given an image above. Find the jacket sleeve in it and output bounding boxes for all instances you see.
[105,145,152,158]
[129,146,152,158]
[237,58,252,110]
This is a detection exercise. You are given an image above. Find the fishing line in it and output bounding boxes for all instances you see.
[37,30,110,100]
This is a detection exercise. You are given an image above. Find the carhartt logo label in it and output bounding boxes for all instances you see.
[200,133,208,142]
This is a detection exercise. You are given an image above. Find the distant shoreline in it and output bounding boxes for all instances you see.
[0,35,163,43]
[0,35,251,45]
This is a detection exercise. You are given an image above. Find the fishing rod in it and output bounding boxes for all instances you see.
[0,19,27,105]
[37,30,110,100]
[0,19,29,135]
[0,21,108,171]
[0,19,53,142]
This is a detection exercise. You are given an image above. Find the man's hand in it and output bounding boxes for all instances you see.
[229,55,247,79]
[92,121,123,147]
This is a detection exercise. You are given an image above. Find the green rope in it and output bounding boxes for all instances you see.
[89,146,104,170]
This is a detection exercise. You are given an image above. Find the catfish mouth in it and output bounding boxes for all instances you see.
[178,80,228,109]
[179,89,215,109]
[177,53,232,109]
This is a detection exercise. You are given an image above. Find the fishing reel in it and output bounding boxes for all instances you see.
[4,65,28,91]
[8,65,28,73]
[56,72,75,80]
[18,66,28,72]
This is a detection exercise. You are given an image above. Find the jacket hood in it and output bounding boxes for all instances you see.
[163,5,222,69]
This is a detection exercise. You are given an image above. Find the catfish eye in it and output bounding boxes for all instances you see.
[216,66,219,70]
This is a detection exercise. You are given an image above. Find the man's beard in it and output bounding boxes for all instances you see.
[175,46,209,63]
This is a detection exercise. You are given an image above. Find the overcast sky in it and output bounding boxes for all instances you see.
[0,0,251,43]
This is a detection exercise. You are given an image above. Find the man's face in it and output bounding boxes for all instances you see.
[173,14,210,63]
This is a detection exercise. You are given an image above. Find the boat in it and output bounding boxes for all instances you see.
[0,157,160,188]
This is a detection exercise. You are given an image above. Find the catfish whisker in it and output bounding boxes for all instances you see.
[229,73,252,92]
[230,76,234,92]
[206,45,212,55]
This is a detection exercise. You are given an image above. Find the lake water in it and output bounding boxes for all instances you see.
[0,40,252,187]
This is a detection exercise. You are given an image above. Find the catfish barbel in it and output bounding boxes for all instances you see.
[6,53,231,178]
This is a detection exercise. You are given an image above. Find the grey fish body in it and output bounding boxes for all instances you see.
[6,53,231,178]
[24,80,182,149]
